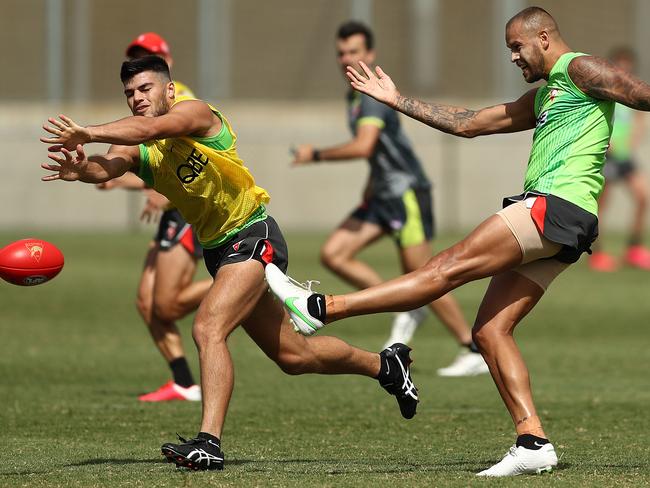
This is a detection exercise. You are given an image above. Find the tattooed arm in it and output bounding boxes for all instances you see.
[569,56,650,110]
[347,61,537,138]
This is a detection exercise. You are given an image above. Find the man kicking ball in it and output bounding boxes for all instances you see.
[265,6,650,477]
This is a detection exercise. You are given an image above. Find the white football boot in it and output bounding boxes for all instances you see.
[265,263,325,336]
[437,348,490,377]
[477,443,558,477]
[382,307,427,349]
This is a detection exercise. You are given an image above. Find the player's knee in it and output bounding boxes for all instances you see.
[472,324,503,352]
[275,350,312,375]
[192,319,227,348]
[135,295,152,322]
[153,299,183,323]
[320,246,342,272]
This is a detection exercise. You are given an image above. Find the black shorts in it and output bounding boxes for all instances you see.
[503,192,599,264]
[154,209,203,259]
[603,157,637,182]
[351,188,435,248]
[202,215,289,278]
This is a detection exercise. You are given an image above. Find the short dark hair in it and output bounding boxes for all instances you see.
[120,55,171,83]
[337,21,374,50]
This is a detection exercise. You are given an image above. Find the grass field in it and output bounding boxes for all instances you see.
[1,230,649,487]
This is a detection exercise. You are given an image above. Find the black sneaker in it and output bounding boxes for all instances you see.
[161,434,224,471]
[378,343,419,419]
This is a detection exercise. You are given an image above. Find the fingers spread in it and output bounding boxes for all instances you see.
[358,61,374,79]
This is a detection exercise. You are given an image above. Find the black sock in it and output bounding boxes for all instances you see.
[307,293,326,322]
[197,431,221,448]
[463,341,480,353]
[516,433,549,450]
[169,357,195,388]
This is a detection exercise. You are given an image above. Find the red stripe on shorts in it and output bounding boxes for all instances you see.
[531,196,547,234]
[261,239,274,264]
[179,226,196,255]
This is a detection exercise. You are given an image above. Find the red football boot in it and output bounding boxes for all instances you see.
[589,251,618,272]
[625,245,650,270]
[138,381,201,402]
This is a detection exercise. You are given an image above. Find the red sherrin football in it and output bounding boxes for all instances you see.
[0,239,64,286]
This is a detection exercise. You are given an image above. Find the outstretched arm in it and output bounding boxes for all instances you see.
[347,61,537,138]
[292,124,381,165]
[40,100,219,150]
[41,144,140,183]
[569,56,650,110]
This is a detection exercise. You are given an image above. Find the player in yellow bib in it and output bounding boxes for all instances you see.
[96,33,211,402]
[40,55,420,471]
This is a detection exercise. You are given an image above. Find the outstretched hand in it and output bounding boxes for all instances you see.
[346,61,400,108]
[41,144,88,182]
[40,115,91,150]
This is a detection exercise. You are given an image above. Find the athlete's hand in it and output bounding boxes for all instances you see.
[40,115,92,150]
[140,190,169,223]
[347,61,400,108]
[291,144,315,166]
[41,144,88,182]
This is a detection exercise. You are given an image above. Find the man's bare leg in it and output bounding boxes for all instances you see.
[193,261,269,437]
[471,271,546,437]
[399,242,472,344]
[242,290,380,377]
[327,215,523,322]
[626,171,648,243]
[320,217,385,289]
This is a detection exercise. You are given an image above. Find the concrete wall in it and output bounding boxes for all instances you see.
[2,100,648,233]
[1,0,646,101]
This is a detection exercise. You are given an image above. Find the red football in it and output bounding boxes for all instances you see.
[0,238,64,286]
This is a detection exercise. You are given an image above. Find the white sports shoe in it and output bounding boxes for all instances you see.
[382,307,427,349]
[477,443,558,477]
[437,348,489,377]
[265,263,325,336]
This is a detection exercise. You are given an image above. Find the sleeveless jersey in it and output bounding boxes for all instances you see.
[526,52,614,216]
[608,103,634,161]
[138,99,270,248]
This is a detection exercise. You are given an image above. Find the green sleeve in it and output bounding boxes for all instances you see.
[138,144,154,187]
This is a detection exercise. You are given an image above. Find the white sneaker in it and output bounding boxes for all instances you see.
[477,443,558,477]
[382,307,427,349]
[265,263,325,336]
[437,348,489,377]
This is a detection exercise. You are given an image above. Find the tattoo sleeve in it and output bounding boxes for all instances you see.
[394,96,479,137]
[569,56,650,111]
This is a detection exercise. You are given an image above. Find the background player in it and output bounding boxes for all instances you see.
[97,33,212,402]
[266,7,650,476]
[40,55,420,471]
[292,21,487,377]
[589,47,650,271]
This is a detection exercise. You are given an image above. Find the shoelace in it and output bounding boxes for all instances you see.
[287,275,320,293]
[176,433,203,445]
[502,445,518,461]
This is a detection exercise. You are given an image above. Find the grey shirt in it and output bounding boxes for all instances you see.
[347,91,431,199]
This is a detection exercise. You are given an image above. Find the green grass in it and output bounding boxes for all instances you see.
[0,231,649,487]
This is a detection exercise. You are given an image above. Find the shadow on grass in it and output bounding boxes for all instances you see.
[0,457,482,477]
[7,458,643,477]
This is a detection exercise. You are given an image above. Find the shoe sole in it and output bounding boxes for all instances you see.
[161,447,224,471]
[288,315,316,336]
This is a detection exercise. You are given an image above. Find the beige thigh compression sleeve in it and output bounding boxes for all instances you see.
[497,199,570,290]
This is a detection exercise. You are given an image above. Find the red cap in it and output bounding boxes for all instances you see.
[126,32,170,57]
